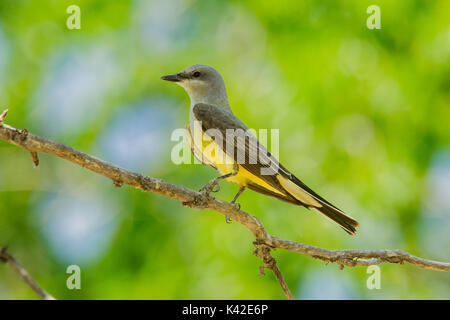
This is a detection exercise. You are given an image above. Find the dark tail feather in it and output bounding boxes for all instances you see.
[313,203,359,235]
[247,181,359,235]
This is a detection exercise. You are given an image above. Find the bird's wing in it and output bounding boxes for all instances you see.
[193,103,323,206]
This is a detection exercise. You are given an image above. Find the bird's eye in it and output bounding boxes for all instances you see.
[193,71,201,78]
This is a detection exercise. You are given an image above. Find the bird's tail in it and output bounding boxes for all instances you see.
[312,203,359,235]
[276,174,359,235]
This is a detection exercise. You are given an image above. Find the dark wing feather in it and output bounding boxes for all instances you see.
[192,103,290,195]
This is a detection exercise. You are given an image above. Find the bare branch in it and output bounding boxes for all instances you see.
[270,238,450,271]
[0,246,55,300]
[1,114,449,299]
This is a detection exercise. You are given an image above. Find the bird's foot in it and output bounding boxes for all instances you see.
[199,177,221,196]
[224,200,242,224]
[199,171,238,196]
[223,202,240,224]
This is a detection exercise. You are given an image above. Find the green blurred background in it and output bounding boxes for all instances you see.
[0,0,449,299]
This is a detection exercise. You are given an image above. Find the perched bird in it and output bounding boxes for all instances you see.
[161,64,359,234]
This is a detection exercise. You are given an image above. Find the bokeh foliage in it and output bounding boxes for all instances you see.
[0,0,449,299]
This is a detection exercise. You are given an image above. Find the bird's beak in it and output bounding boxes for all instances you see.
[161,73,186,82]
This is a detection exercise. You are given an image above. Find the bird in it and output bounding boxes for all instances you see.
[161,64,359,235]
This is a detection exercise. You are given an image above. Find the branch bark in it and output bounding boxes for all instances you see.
[0,246,55,300]
[0,113,449,299]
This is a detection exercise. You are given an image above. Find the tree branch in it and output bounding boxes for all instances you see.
[0,246,55,300]
[0,112,449,299]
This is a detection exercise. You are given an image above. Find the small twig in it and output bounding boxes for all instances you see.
[0,246,55,300]
[30,151,39,167]
[0,114,39,167]
[0,109,8,125]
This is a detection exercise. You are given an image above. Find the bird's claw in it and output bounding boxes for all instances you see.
[225,202,239,223]
[199,179,220,196]
[211,183,220,193]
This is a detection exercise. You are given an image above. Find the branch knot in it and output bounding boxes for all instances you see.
[253,241,276,275]
[182,193,209,209]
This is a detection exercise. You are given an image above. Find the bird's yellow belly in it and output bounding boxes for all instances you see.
[198,133,282,195]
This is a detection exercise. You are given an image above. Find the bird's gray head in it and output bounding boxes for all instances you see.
[161,64,230,109]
